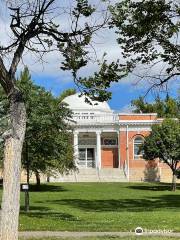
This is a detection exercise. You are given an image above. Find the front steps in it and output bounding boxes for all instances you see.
[49,168,127,182]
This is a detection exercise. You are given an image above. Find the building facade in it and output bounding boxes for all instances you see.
[50,93,176,183]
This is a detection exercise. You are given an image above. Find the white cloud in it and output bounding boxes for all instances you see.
[120,104,135,113]
[0,0,179,96]
[0,0,122,82]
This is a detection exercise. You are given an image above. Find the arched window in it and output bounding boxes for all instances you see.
[134,136,144,160]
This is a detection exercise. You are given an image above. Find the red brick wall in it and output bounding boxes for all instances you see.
[100,113,179,183]
[119,114,157,121]
[119,114,160,181]
[119,119,180,182]
[119,131,127,168]
[120,130,150,168]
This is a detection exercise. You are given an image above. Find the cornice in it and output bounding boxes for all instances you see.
[118,120,162,126]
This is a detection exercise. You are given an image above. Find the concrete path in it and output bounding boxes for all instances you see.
[19,231,180,239]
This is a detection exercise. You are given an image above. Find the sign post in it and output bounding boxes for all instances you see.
[21,184,29,212]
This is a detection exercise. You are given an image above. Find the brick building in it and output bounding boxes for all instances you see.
[49,93,177,183]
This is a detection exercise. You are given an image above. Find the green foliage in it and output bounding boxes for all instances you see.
[58,1,96,79]
[57,0,130,103]
[142,118,180,190]
[142,119,180,173]
[132,95,180,118]
[78,59,129,102]
[19,67,75,177]
[0,67,75,178]
[60,41,89,75]
[110,0,180,84]
[58,89,76,103]
[72,0,96,17]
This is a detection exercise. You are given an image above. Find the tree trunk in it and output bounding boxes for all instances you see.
[35,171,41,190]
[172,172,176,191]
[26,141,30,186]
[25,141,30,212]
[0,90,26,240]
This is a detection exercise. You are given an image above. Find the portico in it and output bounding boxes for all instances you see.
[73,129,119,170]
[63,92,120,170]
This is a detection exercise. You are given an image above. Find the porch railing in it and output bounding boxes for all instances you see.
[71,114,119,125]
[78,160,96,168]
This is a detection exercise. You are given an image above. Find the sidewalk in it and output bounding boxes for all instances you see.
[19,231,180,239]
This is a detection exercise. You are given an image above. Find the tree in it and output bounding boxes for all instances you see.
[0,67,75,185]
[58,89,76,103]
[18,67,74,189]
[142,119,180,191]
[110,0,180,89]
[132,95,180,118]
[0,1,110,239]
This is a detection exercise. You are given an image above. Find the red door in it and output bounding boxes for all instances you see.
[102,148,118,168]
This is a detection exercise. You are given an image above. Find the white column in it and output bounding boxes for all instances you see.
[117,130,121,168]
[96,130,101,169]
[126,125,130,181]
[74,131,79,166]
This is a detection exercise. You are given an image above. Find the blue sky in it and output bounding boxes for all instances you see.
[32,73,179,111]
[1,0,179,110]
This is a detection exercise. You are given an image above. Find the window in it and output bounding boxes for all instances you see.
[90,112,94,119]
[82,112,89,119]
[79,149,86,161]
[134,136,144,160]
[78,148,95,168]
[103,138,117,146]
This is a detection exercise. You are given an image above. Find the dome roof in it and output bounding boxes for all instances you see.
[63,93,112,112]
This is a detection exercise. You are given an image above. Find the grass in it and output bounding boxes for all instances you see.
[1,182,180,232]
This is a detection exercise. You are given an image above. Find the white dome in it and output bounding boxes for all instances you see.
[63,93,112,113]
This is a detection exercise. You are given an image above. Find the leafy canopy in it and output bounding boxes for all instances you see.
[142,119,180,174]
[0,67,75,176]
[110,0,180,88]
[58,89,76,103]
[132,95,180,118]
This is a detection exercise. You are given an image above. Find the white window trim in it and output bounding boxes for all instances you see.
[133,136,144,160]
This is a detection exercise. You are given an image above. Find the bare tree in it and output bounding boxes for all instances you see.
[0,1,109,239]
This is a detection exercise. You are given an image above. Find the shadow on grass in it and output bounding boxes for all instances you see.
[21,211,78,221]
[46,194,180,212]
[29,184,68,192]
[20,205,51,212]
[127,183,180,191]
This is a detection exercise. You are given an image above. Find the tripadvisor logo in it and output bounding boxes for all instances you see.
[135,227,143,235]
[134,227,173,235]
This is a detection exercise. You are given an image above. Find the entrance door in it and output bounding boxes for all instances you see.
[78,148,95,168]
[102,148,118,168]
[87,148,95,168]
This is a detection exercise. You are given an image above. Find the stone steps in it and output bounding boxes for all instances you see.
[50,168,127,182]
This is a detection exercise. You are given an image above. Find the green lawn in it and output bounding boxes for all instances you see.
[1,182,180,232]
